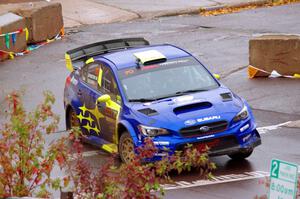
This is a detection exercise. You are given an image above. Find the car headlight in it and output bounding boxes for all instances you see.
[138,125,169,137]
[233,105,249,122]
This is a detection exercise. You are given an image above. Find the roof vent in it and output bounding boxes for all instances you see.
[134,50,167,66]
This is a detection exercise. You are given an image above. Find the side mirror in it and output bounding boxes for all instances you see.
[213,73,221,80]
[97,94,111,103]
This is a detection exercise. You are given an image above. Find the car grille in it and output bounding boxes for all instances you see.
[180,121,228,138]
[176,135,239,152]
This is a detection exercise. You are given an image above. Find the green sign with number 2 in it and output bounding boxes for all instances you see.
[269,159,298,199]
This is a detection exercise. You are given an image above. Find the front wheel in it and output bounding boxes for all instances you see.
[228,149,253,160]
[119,132,135,164]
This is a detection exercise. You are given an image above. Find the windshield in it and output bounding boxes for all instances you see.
[118,57,219,102]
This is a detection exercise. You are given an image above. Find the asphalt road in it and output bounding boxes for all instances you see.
[0,3,299,199]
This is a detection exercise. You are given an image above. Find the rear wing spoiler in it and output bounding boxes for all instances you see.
[65,38,150,71]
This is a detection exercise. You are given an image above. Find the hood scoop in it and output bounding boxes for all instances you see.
[173,102,212,115]
[138,108,158,116]
[220,92,233,102]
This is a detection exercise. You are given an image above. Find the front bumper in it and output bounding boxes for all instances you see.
[136,119,261,161]
[208,131,261,156]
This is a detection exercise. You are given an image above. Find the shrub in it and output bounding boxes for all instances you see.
[0,91,69,198]
[68,132,216,199]
[0,91,216,198]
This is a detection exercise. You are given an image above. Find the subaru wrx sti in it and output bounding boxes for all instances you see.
[64,38,261,163]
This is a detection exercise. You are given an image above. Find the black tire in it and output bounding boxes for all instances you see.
[228,149,253,160]
[119,132,135,164]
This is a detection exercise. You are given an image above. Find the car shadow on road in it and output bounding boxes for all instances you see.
[211,156,254,176]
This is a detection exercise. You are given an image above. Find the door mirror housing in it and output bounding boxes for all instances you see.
[97,94,111,103]
[213,73,221,80]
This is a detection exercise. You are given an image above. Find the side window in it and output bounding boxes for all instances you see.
[99,65,120,103]
[80,63,100,90]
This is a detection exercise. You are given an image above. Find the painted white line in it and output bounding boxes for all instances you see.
[257,121,292,134]
[164,170,300,191]
[162,171,269,190]
[82,150,101,157]
[70,150,105,161]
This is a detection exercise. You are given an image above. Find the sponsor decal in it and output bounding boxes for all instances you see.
[159,59,190,66]
[88,73,98,81]
[175,95,194,103]
[153,141,170,146]
[197,115,221,123]
[242,133,252,142]
[196,134,215,140]
[184,115,221,127]
[141,64,159,71]
[77,104,104,135]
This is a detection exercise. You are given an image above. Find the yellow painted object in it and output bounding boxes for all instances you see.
[24,28,29,41]
[65,53,73,72]
[8,52,14,59]
[213,73,220,80]
[102,143,118,153]
[105,99,121,144]
[85,57,94,64]
[60,27,65,37]
[134,50,166,64]
[293,74,300,78]
[97,68,103,87]
[106,100,121,113]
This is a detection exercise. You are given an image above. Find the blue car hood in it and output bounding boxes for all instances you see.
[129,87,244,131]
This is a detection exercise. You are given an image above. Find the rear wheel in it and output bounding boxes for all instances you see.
[228,149,253,160]
[67,108,80,130]
[119,132,135,164]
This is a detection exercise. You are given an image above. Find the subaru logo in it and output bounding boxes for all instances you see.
[184,119,197,126]
[199,126,210,132]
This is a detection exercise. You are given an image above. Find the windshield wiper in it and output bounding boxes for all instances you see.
[128,98,156,102]
[129,89,208,102]
[175,89,208,95]
[154,89,208,101]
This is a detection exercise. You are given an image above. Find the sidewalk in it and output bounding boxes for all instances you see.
[51,0,268,27]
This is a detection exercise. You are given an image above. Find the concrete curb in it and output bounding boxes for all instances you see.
[62,0,273,28]
[198,0,270,12]
[138,8,201,19]
[135,0,270,20]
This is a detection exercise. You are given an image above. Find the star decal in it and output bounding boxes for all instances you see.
[77,112,86,123]
[83,123,100,135]
[79,104,88,115]
[77,103,104,135]
[83,124,93,133]
[89,106,104,120]
[90,126,100,135]
[85,116,94,125]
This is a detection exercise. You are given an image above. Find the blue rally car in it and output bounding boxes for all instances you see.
[64,38,261,163]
